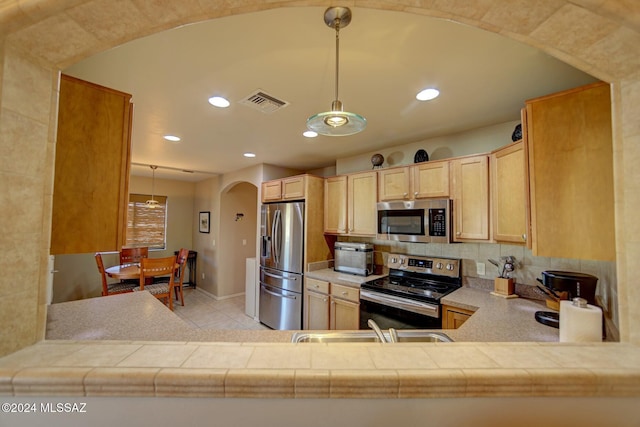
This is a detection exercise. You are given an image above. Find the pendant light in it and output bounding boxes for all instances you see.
[306,6,366,137]
[146,165,159,208]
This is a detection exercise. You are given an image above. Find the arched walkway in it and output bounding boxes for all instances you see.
[0,1,638,356]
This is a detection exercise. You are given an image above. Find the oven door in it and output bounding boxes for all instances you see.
[359,290,442,329]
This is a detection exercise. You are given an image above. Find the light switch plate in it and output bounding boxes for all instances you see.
[476,262,486,276]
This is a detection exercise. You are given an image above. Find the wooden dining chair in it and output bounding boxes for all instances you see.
[120,246,149,264]
[95,253,137,296]
[136,255,177,310]
[173,248,190,306]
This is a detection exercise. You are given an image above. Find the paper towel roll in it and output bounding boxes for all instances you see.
[559,298,602,342]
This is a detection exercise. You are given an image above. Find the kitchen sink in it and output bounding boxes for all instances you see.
[291,330,453,343]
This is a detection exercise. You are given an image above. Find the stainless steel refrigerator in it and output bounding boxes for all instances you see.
[259,201,304,330]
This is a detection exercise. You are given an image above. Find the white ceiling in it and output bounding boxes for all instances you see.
[63,6,596,182]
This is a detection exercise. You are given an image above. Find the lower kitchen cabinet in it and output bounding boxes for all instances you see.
[304,278,360,330]
[442,305,474,329]
[330,283,360,330]
[303,278,330,330]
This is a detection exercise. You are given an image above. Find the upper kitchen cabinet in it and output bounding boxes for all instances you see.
[324,175,347,234]
[324,171,377,236]
[491,138,529,244]
[377,160,450,201]
[261,175,306,202]
[51,75,132,254]
[526,82,615,261]
[451,154,490,242]
[378,167,411,201]
[412,160,450,199]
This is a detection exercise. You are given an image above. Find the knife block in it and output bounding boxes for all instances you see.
[490,277,518,299]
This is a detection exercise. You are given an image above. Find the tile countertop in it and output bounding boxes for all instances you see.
[2,282,639,399]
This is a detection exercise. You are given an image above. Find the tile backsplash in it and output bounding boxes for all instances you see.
[339,237,618,332]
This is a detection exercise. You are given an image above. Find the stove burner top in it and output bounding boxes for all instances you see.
[361,254,462,304]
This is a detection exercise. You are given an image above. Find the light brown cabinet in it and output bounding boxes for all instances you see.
[377,161,450,201]
[51,74,132,254]
[330,283,360,330]
[324,176,348,234]
[324,171,377,236]
[261,175,306,202]
[412,160,450,198]
[303,277,330,330]
[442,305,474,329]
[378,167,411,201]
[525,82,615,261]
[304,278,360,330]
[451,155,490,241]
[491,140,529,244]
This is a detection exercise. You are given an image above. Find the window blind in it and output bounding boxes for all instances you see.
[126,194,168,249]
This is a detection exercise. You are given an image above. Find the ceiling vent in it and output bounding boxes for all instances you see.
[239,90,289,114]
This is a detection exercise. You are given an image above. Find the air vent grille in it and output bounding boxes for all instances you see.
[239,90,289,114]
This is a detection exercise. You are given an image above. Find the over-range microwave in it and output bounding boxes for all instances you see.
[376,199,452,243]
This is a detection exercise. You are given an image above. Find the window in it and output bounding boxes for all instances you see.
[126,194,167,249]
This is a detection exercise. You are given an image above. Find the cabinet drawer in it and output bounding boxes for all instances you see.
[330,283,360,303]
[305,277,329,294]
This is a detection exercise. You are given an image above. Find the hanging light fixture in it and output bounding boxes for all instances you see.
[306,6,366,137]
[146,165,159,208]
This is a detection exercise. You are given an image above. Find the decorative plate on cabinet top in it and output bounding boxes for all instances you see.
[371,153,384,168]
[414,149,429,163]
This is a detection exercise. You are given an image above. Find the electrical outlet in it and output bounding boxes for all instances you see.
[476,262,486,276]
[201,273,205,280]
[242,239,247,246]
[212,239,215,247]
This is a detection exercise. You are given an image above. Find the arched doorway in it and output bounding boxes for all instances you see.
[219,181,258,314]
[0,1,639,355]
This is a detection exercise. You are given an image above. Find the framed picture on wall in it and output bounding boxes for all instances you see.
[199,211,210,233]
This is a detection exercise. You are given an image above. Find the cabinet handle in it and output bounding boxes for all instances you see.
[522,234,527,241]
[323,298,328,302]
[456,231,461,236]
[342,291,348,296]
[403,192,408,198]
[414,192,418,197]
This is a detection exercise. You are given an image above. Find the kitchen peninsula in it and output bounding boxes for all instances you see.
[2,289,639,426]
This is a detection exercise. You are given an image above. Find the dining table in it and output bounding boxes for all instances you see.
[105,262,181,281]
[105,263,141,280]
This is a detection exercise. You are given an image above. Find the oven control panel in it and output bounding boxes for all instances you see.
[386,253,460,278]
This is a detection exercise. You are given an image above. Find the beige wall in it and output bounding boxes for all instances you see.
[0,1,638,358]
[337,120,521,174]
[219,182,258,296]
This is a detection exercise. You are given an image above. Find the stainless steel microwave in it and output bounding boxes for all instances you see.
[376,199,452,243]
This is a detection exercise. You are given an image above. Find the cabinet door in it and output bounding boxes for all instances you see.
[51,74,132,254]
[330,297,360,330]
[412,160,450,198]
[526,82,615,261]
[261,180,282,202]
[304,290,330,330]
[378,167,410,201]
[443,305,472,329]
[282,176,305,200]
[491,141,528,244]
[451,155,490,241]
[347,171,377,235]
[324,176,347,234]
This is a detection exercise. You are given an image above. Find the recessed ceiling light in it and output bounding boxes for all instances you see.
[163,135,181,142]
[303,130,318,138]
[208,96,230,108]
[416,88,440,101]
[243,152,256,158]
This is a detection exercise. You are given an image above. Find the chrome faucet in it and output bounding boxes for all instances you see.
[367,319,388,343]
[388,327,398,343]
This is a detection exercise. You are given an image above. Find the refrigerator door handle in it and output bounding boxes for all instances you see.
[273,209,281,265]
[262,270,299,282]
[262,285,297,300]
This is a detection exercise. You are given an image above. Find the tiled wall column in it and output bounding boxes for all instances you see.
[0,46,57,356]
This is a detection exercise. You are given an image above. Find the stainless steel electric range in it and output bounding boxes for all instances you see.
[359,253,462,329]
